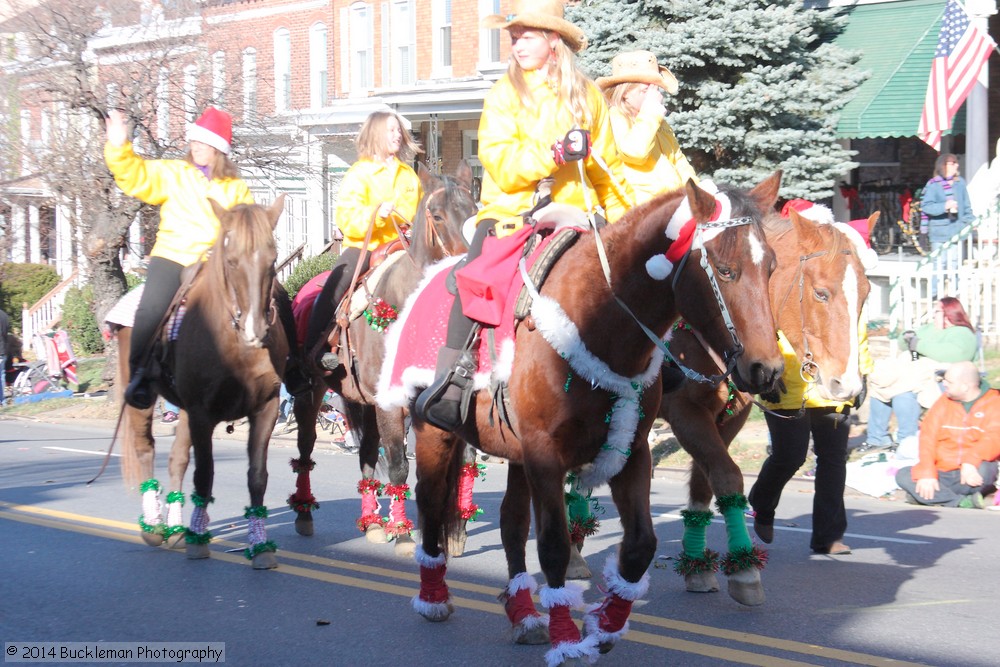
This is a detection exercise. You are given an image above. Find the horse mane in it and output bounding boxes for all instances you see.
[204,203,275,280]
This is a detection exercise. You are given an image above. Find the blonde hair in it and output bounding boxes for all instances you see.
[184,149,240,180]
[356,111,423,163]
[605,81,643,118]
[507,31,593,128]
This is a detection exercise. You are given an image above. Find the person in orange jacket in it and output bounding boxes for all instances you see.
[895,361,1000,508]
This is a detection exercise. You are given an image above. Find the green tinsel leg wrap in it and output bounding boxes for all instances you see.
[716,494,753,554]
[673,549,720,577]
[244,540,278,561]
[721,545,769,576]
[184,529,212,544]
[680,509,713,558]
[137,515,165,536]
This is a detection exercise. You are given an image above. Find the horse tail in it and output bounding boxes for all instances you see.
[113,326,151,491]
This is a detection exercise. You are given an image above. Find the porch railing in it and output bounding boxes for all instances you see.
[21,269,81,347]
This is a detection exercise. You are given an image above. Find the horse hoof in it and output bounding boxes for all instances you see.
[414,599,454,623]
[598,641,615,655]
[394,534,416,558]
[565,546,591,580]
[295,513,314,537]
[141,531,164,547]
[511,620,549,645]
[366,524,388,544]
[446,530,467,557]
[186,543,210,560]
[252,551,278,570]
[685,571,720,593]
[164,530,186,550]
[727,569,765,607]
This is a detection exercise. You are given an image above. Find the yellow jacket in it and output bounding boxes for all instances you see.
[763,322,875,412]
[335,157,422,250]
[477,71,634,236]
[609,107,698,204]
[104,141,254,267]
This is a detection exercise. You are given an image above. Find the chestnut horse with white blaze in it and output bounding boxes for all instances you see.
[404,174,785,665]
[660,209,876,606]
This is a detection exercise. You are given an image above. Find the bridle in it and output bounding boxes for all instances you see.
[419,180,473,257]
[218,228,278,344]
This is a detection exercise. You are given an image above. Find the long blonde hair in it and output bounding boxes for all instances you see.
[507,32,593,128]
[605,81,643,119]
[356,111,423,163]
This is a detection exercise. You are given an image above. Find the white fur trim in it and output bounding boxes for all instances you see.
[414,544,447,568]
[666,179,721,240]
[507,572,539,596]
[544,635,601,667]
[833,222,879,270]
[582,604,630,650]
[645,254,673,280]
[376,255,464,409]
[601,553,650,601]
[516,613,549,631]
[538,583,587,610]
[185,123,231,154]
[803,203,835,225]
[411,595,453,621]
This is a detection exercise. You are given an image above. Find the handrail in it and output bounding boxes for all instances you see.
[21,269,80,348]
[276,242,307,282]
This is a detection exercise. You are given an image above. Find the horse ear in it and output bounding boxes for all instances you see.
[748,170,783,210]
[417,162,438,193]
[454,159,473,191]
[867,210,880,236]
[208,198,229,227]
[789,208,824,249]
[685,178,717,220]
[267,193,286,230]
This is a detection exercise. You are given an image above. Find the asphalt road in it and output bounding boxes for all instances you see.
[1,416,996,667]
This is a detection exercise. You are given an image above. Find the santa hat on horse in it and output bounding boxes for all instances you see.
[782,199,878,271]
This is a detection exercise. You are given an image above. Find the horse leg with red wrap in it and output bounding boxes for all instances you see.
[449,458,484,556]
[357,478,386,540]
[583,554,650,653]
[288,384,324,537]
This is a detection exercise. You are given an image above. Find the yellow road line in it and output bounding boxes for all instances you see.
[1,503,934,667]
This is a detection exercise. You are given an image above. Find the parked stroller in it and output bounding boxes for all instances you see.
[7,330,79,402]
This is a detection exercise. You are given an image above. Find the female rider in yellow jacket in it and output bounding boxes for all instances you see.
[307,110,422,371]
[597,50,698,204]
[413,0,634,431]
[105,107,254,410]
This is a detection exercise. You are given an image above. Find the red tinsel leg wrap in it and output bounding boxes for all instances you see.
[384,483,413,538]
[356,478,385,532]
[456,463,483,521]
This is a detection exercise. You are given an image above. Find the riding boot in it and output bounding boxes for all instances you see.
[283,354,313,398]
[662,361,686,394]
[413,346,478,431]
[125,367,155,410]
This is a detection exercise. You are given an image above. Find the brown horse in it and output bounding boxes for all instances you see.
[406,175,785,665]
[660,209,876,606]
[288,164,476,556]
[118,196,288,569]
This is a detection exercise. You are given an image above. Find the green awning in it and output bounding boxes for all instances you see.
[835,0,947,139]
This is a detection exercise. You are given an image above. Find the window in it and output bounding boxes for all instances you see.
[212,51,226,106]
[348,3,373,92]
[274,28,292,112]
[243,48,257,117]
[479,0,502,65]
[389,0,416,86]
[433,0,452,75]
[183,64,197,123]
[310,23,328,108]
[156,67,170,142]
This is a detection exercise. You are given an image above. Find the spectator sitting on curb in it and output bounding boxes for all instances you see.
[895,361,1000,508]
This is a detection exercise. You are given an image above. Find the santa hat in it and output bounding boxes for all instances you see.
[186,107,232,155]
[780,199,834,225]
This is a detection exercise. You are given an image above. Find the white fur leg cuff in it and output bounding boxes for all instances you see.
[414,544,447,568]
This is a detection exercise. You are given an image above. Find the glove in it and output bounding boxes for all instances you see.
[552,129,591,166]
[853,375,867,409]
[758,377,787,404]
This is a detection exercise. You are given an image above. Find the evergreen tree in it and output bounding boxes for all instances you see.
[568,0,868,200]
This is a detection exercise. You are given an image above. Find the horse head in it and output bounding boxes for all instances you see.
[766,208,874,402]
[410,161,475,265]
[666,173,784,395]
[208,194,285,348]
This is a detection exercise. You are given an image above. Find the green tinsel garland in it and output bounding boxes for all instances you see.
[140,479,161,494]
[165,491,185,505]
[163,524,186,538]
[184,529,212,544]
[717,381,739,424]
[137,515,164,535]
[244,505,269,519]
[244,540,278,560]
[720,545,769,576]
[715,493,748,514]
[672,549,720,576]
[191,494,215,508]
[569,515,599,543]
[680,509,714,528]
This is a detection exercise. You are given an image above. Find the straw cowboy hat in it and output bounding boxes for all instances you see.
[596,50,678,95]
[482,0,588,53]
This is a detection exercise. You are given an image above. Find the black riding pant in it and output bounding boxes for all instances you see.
[305,247,369,355]
[748,406,851,551]
[130,257,184,375]
[444,218,497,348]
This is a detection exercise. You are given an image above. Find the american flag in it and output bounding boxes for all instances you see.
[918,0,996,150]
